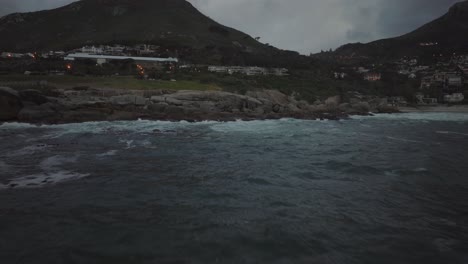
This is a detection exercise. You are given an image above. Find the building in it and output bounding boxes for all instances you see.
[444,93,465,103]
[446,74,462,87]
[208,66,228,73]
[135,44,159,55]
[334,72,347,79]
[387,96,408,107]
[356,67,370,74]
[420,76,433,89]
[269,68,289,76]
[364,73,381,81]
[208,66,288,76]
[1,52,25,58]
[64,53,178,65]
[245,67,267,76]
[81,46,104,54]
[415,93,438,105]
[41,51,66,58]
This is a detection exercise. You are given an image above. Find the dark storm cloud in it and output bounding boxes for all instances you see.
[0,0,461,53]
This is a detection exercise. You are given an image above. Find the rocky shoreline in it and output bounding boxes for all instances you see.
[0,86,397,124]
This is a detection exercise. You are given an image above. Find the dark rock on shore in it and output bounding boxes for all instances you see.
[1,87,380,124]
[0,87,23,121]
[19,89,49,105]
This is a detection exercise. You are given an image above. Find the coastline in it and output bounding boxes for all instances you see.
[1,87,360,125]
[400,105,468,113]
[4,86,468,126]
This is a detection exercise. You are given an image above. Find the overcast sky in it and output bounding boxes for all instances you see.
[0,0,460,54]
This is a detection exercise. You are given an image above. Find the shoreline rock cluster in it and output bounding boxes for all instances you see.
[0,86,395,124]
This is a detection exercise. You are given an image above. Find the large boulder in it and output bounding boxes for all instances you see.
[17,103,59,123]
[0,87,23,121]
[110,95,148,106]
[246,90,290,106]
[351,102,370,113]
[19,89,48,105]
[325,96,341,106]
[152,91,263,114]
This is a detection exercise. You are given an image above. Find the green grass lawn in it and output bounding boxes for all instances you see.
[0,72,341,102]
[0,74,221,91]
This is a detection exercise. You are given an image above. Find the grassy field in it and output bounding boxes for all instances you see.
[0,72,343,102]
[0,74,221,91]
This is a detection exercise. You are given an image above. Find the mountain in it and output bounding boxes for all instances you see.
[331,0,468,60]
[0,0,306,66]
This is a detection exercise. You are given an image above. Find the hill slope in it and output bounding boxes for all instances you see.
[332,0,468,59]
[0,0,305,66]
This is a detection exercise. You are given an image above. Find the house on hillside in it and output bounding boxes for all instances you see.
[64,53,178,66]
[245,67,267,76]
[356,67,370,74]
[334,72,346,79]
[364,73,381,81]
[269,68,289,76]
[81,46,104,54]
[415,93,438,105]
[208,66,288,76]
[420,76,433,89]
[1,52,24,58]
[446,74,462,87]
[208,66,228,73]
[444,93,465,103]
[135,44,159,55]
[387,96,408,107]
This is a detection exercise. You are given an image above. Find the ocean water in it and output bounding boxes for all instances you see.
[1,113,468,264]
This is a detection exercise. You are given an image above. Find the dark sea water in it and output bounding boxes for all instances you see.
[1,113,468,264]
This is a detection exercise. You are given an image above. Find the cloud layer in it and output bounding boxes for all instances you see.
[0,0,460,53]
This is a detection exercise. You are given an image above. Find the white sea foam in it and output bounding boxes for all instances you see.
[386,136,423,143]
[0,154,87,190]
[436,131,468,137]
[352,112,468,122]
[97,150,118,157]
[119,139,135,149]
[6,144,52,157]
[39,155,79,171]
[0,122,42,130]
[0,171,90,189]
[1,120,216,138]
[210,118,303,133]
[1,113,467,140]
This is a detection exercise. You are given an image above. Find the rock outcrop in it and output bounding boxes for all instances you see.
[0,87,23,121]
[1,87,378,124]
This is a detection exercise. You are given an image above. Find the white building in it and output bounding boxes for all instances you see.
[357,67,370,74]
[65,53,178,65]
[415,93,438,105]
[446,74,462,87]
[208,66,288,76]
[81,46,104,54]
[208,66,228,73]
[444,93,465,103]
[1,52,24,58]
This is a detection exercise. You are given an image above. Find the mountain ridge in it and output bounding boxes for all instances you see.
[0,0,308,66]
[331,0,468,60]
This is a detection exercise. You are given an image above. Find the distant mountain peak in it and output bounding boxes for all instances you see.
[448,0,468,18]
[329,0,468,60]
[0,0,305,66]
